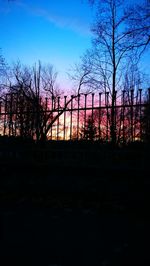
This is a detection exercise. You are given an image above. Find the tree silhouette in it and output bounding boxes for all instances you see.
[141,90,150,142]
[80,114,97,140]
[80,0,150,144]
[1,61,91,140]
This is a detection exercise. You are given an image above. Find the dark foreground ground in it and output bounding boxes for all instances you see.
[0,141,149,265]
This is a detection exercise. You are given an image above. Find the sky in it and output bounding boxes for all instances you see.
[0,0,150,90]
[0,0,94,89]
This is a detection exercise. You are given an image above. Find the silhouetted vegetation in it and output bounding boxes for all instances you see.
[78,0,150,144]
[0,1,150,265]
[141,94,150,142]
[0,88,150,143]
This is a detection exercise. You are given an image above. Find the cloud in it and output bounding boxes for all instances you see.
[13,1,92,36]
[44,11,91,36]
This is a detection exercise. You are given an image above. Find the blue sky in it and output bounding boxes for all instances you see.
[0,0,150,89]
[0,0,93,88]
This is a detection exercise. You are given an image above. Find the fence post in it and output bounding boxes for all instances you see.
[122,90,125,144]
[130,89,134,141]
[139,89,142,141]
[114,90,117,136]
[99,93,102,140]
[0,101,1,121]
[56,97,59,140]
[50,96,54,139]
[3,94,7,135]
[77,94,80,140]
[106,92,109,141]
[8,94,13,136]
[63,96,67,140]
[70,95,73,140]
[84,94,87,139]
[14,93,18,137]
[92,93,94,123]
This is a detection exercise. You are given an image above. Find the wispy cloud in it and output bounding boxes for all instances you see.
[34,8,91,36]
[13,1,92,36]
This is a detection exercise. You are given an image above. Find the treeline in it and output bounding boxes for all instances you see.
[1,0,150,143]
[0,62,150,143]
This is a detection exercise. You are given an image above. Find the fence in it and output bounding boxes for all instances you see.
[0,89,150,143]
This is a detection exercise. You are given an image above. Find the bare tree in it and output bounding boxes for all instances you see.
[127,0,150,55]
[0,61,60,140]
[80,0,150,144]
[141,89,150,142]
[1,61,91,140]
[0,50,6,76]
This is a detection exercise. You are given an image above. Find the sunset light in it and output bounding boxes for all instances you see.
[0,1,150,265]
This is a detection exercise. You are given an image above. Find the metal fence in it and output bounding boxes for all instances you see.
[0,88,150,142]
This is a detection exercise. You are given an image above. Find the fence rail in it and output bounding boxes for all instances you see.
[0,89,150,143]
